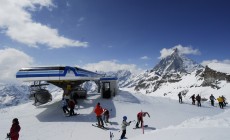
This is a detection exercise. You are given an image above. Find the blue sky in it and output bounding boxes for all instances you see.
[0,0,230,82]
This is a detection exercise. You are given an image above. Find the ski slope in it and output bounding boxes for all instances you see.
[0,88,229,140]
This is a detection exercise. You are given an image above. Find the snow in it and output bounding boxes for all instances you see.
[0,87,229,140]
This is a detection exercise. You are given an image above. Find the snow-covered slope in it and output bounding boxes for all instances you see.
[0,88,229,140]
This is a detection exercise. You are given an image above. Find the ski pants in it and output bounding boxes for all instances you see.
[211,100,214,106]
[96,115,104,126]
[62,106,69,114]
[120,130,126,139]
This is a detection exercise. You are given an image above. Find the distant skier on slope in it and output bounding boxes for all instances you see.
[120,116,131,139]
[103,108,110,123]
[68,99,76,116]
[217,96,224,109]
[222,95,227,107]
[196,94,201,107]
[209,94,216,106]
[178,92,183,103]
[61,98,70,115]
[190,94,196,105]
[135,111,150,128]
[94,102,104,127]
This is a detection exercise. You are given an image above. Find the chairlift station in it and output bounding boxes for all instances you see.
[16,66,118,105]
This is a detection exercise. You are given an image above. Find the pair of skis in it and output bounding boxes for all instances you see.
[92,124,109,130]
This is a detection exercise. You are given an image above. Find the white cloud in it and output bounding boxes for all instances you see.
[201,59,230,66]
[0,0,88,48]
[81,60,143,75]
[159,44,200,59]
[0,48,34,83]
[140,56,150,60]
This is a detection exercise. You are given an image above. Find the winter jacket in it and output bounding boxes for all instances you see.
[196,95,201,101]
[10,123,21,140]
[62,99,68,107]
[217,97,223,103]
[68,100,75,109]
[94,105,103,116]
[210,95,215,101]
[121,120,130,130]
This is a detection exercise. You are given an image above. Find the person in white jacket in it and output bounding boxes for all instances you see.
[120,116,131,139]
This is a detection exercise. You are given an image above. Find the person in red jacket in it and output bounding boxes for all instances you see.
[94,102,104,127]
[135,111,150,128]
[9,118,21,140]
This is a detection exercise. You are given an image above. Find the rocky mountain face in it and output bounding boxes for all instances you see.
[200,66,230,89]
[129,49,229,94]
[151,48,203,75]
[132,49,204,92]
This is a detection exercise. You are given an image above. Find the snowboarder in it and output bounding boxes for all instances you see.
[94,102,104,127]
[120,116,131,139]
[61,98,70,115]
[8,118,21,140]
[190,94,196,105]
[217,96,224,109]
[178,92,183,103]
[103,108,110,123]
[68,99,76,116]
[196,94,201,107]
[209,94,216,106]
[135,111,150,128]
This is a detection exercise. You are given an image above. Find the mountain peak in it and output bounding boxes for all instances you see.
[151,49,203,75]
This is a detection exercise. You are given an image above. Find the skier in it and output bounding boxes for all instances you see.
[178,92,183,103]
[217,96,224,109]
[63,89,70,103]
[209,94,216,106]
[196,94,201,107]
[190,94,196,105]
[135,111,150,128]
[68,99,76,116]
[8,118,21,140]
[103,108,110,123]
[94,102,104,127]
[222,95,227,107]
[120,116,131,139]
[61,98,70,115]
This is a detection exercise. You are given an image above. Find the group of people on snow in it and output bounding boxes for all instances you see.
[93,102,150,139]
[178,93,227,109]
[61,89,78,116]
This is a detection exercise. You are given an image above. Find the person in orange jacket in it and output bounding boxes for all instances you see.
[8,118,21,140]
[94,102,104,127]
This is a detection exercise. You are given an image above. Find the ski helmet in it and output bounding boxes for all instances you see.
[123,116,127,121]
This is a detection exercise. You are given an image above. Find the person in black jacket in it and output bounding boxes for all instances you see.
[190,94,196,105]
[178,92,183,103]
[209,94,216,106]
[196,94,201,107]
